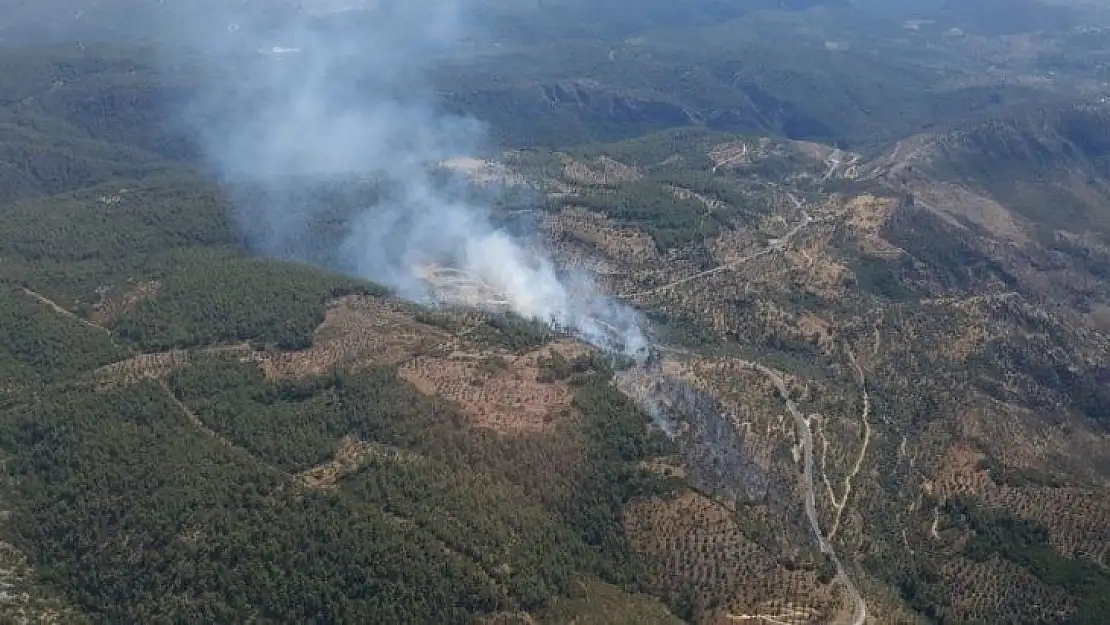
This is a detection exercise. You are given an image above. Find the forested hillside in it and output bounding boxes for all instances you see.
[3,2,1110,623]
[0,42,687,622]
[0,160,683,623]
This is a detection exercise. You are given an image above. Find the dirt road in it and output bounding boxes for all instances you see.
[739,359,868,625]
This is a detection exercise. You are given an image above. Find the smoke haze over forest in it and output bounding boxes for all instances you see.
[170,0,648,355]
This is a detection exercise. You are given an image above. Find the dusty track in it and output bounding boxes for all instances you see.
[21,287,274,468]
[22,288,113,336]
[827,347,873,541]
[626,193,812,298]
[727,605,821,624]
[156,379,256,459]
[736,358,868,625]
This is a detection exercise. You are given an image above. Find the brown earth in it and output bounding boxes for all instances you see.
[90,279,161,325]
[297,435,429,490]
[250,295,448,379]
[400,340,592,434]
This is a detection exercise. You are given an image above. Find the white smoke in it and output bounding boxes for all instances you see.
[174,0,647,356]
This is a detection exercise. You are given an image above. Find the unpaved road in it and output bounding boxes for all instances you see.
[23,288,112,335]
[828,348,872,540]
[739,359,868,625]
[628,194,812,297]
[617,189,865,622]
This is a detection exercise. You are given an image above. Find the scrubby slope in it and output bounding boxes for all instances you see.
[504,122,1110,623]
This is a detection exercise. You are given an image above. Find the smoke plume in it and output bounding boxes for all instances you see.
[174,0,647,356]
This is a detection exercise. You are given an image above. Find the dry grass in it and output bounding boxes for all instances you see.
[250,295,448,379]
[94,343,256,390]
[93,349,197,389]
[790,140,839,163]
[93,292,448,388]
[543,207,661,264]
[296,435,428,490]
[908,181,1029,243]
[625,492,841,624]
[926,442,993,502]
[709,141,754,170]
[795,314,835,350]
[562,155,642,185]
[957,394,1110,487]
[90,279,160,325]
[705,228,764,266]
[400,340,591,434]
[842,195,903,257]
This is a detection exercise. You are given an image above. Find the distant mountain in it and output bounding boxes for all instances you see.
[873,101,1110,239]
[849,0,1079,30]
[0,0,849,45]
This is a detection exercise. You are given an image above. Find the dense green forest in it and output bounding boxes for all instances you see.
[1,2,1058,156]
[0,180,679,622]
[0,39,684,619]
[0,356,674,621]
[0,188,686,623]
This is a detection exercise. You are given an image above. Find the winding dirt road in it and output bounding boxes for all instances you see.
[738,358,868,625]
[23,288,112,335]
[627,193,813,298]
[827,347,872,541]
[618,189,866,622]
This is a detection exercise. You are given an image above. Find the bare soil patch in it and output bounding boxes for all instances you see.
[562,155,642,185]
[297,435,428,490]
[251,295,448,379]
[400,340,590,434]
[625,492,839,623]
[90,279,161,325]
